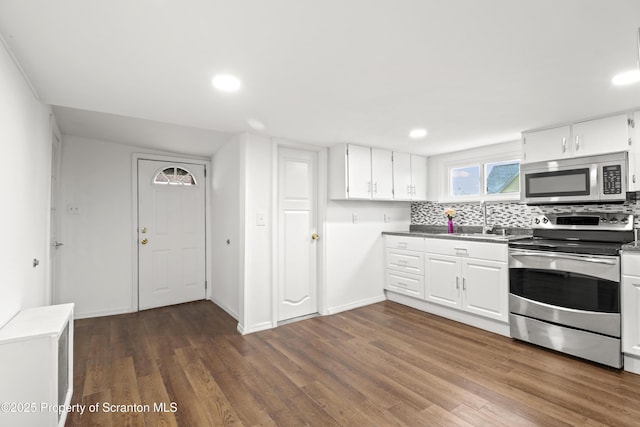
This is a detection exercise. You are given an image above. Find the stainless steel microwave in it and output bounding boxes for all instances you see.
[521,151,628,204]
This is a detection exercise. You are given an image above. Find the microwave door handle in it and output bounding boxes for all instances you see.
[510,251,617,265]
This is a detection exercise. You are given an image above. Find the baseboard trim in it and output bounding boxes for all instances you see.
[209,297,239,321]
[237,320,274,335]
[327,294,386,315]
[74,307,132,319]
[386,291,510,337]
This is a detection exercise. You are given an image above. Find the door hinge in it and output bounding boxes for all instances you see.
[629,137,633,147]
[205,281,208,290]
[204,166,207,177]
[628,118,635,128]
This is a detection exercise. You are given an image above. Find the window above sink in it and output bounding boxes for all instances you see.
[431,140,523,203]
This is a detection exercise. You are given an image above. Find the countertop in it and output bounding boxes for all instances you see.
[383,226,532,244]
[622,243,640,253]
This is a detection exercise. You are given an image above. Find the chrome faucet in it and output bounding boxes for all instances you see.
[481,201,494,234]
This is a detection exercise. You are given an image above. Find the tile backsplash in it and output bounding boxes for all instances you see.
[411,200,640,229]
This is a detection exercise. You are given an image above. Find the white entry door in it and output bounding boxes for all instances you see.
[138,159,206,310]
[278,148,319,321]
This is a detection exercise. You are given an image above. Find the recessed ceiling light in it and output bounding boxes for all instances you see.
[212,74,242,92]
[409,128,428,139]
[612,69,640,86]
[247,119,266,131]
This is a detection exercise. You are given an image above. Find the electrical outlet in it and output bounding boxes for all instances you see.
[352,213,358,224]
[67,203,80,215]
[256,212,266,226]
[384,213,391,223]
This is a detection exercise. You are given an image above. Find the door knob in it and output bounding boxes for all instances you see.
[140,238,148,245]
[311,233,319,240]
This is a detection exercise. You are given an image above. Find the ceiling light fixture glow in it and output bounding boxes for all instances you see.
[612,69,640,86]
[247,118,266,131]
[612,27,640,86]
[212,74,242,92]
[409,128,428,139]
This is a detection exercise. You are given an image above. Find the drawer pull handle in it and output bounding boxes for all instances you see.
[396,282,408,287]
[398,242,408,248]
[396,260,408,264]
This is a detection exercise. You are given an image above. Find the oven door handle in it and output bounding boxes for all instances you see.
[510,251,617,265]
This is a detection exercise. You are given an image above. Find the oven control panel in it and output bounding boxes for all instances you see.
[532,212,634,231]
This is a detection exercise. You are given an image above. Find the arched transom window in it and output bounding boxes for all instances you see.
[153,167,197,186]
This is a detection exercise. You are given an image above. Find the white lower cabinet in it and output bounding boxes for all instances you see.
[424,247,509,322]
[622,252,640,370]
[384,234,510,331]
[384,235,425,298]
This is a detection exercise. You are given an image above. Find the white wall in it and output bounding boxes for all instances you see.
[57,135,210,318]
[0,39,52,328]
[238,133,273,333]
[210,135,241,319]
[57,136,137,317]
[325,201,410,313]
[235,134,413,333]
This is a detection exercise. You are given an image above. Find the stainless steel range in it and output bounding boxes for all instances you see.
[508,212,634,368]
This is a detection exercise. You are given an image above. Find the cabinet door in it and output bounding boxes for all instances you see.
[631,111,640,191]
[572,114,630,158]
[623,274,640,356]
[371,148,393,200]
[424,253,461,308]
[522,125,571,163]
[411,155,428,201]
[347,144,372,199]
[461,259,508,322]
[392,152,412,200]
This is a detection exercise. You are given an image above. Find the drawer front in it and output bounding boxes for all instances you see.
[386,248,424,275]
[385,270,424,298]
[385,235,424,252]
[425,238,507,262]
[623,252,640,276]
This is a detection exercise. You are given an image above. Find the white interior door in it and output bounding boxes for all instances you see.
[138,159,206,310]
[278,148,318,321]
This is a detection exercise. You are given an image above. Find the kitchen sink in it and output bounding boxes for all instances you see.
[439,232,528,242]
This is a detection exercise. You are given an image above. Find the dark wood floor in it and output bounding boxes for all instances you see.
[66,300,640,427]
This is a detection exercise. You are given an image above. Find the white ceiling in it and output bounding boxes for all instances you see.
[1,0,640,157]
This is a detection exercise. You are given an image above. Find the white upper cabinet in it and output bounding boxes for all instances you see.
[392,152,427,201]
[571,114,630,157]
[522,125,571,163]
[346,144,373,199]
[371,148,394,200]
[329,143,394,200]
[411,155,428,200]
[329,144,426,201]
[392,152,412,200]
[522,114,630,164]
